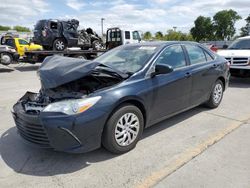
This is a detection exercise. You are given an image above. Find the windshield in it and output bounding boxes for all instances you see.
[95,45,159,73]
[228,39,250,49]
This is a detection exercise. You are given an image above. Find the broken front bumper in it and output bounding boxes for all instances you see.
[12,93,109,153]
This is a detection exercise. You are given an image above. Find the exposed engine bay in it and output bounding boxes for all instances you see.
[21,72,123,114]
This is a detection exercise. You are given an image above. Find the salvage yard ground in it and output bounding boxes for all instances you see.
[0,64,250,188]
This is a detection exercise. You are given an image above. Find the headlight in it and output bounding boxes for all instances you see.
[43,96,101,115]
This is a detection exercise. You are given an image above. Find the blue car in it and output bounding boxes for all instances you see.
[12,42,230,154]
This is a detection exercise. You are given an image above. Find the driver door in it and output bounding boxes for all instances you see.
[17,39,30,56]
[148,45,192,124]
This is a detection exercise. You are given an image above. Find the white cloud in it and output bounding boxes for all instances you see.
[0,0,49,27]
[0,0,249,35]
[154,0,171,4]
[66,0,85,11]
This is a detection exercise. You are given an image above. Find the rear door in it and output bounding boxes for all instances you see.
[184,44,218,106]
[148,44,192,124]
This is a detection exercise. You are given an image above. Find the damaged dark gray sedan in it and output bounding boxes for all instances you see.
[12,42,230,154]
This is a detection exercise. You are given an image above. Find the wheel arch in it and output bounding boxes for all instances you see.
[104,97,147,132]
[217,76,225,91]
[53,37,68,45]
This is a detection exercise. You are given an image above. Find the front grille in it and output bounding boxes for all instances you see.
[14,116,51,148]
[225,57,249,65]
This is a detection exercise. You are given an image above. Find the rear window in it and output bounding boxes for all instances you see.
[5,39,15,48]
[34,20,46,30]
[125,31,130,39]
[185,44,207,65]
[108,30,121,42]
[203,50,214,62]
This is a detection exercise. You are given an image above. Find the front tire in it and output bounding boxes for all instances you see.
[205,79,224,108]
[0,53,13,65]
[102,104,144,154]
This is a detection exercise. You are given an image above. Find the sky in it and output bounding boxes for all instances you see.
[0,0,249,35]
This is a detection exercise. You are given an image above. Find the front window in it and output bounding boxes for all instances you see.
[132,31,140,40]
[95,45,159,73]
[18,39,29,45]
[228,39,250,49]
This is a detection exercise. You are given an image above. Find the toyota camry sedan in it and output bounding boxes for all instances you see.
[12,42,230,154]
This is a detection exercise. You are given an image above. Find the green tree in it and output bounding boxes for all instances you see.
[143,31,152,40]
[213,9,241,40]
[13,26,30,32]
[190,16,214,41]
[0,25,11,31]
[155,31,164,40]
[164,29,193,41]
[240,14,250,36]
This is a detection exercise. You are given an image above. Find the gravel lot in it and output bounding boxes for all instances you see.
[0,63,250,188]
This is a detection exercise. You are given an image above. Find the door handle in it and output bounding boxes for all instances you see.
[185,72,192,78]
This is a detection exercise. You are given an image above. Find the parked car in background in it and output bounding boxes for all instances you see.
[203,43,218,52]
[33,19,104,51]
[0,45,19,65]
[217,36,250,77]
[12,42,230,154]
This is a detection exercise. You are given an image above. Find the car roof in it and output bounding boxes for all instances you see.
[124,41,199,47]
[238,36,250,40]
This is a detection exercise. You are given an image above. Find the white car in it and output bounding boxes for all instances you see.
[217,36,250,77]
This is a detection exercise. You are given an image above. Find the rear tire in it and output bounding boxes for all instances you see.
[92,40,103,50]
[205,79,224,108]
[73,54,87,59]
[102,104,144,154]
[53,38,66,51]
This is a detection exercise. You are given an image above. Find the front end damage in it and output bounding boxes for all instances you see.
[12,55,127,153]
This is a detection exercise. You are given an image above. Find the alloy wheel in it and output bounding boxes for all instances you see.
[213,83,223,104]
[115,113,140,146]
[55,41,65,50]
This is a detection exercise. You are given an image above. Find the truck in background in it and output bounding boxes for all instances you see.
[217,36,250,77]
[106,27,142,49]
[1,36,43,57]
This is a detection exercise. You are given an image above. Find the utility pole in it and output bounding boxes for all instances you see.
[248,25,250,36]
[101,18,105,38]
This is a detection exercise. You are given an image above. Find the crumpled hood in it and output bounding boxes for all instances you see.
[38,55,100,89]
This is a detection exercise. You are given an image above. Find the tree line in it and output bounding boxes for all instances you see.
[0,25,30,32]
[143,9,250,42]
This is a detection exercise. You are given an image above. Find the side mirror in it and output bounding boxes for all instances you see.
[151,64,173,77]
[223,44,228,49]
